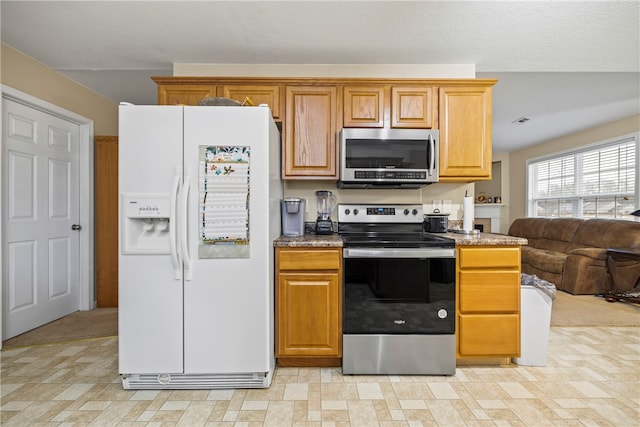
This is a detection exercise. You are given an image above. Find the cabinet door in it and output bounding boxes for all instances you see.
[391,86,434,128]
[439,86,492,180]
[343,86,385,127]
[284,86,338,178]
[157,84,216,105]
[223,85,282,119]
[276,272,341,357]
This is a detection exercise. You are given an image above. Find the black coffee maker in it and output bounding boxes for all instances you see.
[315,190,337,234]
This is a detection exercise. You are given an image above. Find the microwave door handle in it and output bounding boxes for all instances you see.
[428,135,436,176]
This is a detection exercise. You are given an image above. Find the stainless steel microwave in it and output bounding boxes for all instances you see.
[338,128,439,189]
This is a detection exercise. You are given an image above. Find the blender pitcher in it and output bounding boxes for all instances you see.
[315,190,337,234]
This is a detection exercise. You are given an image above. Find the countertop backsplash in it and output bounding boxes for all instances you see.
[283,180,475,222]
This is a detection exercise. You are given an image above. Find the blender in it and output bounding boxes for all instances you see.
[315,190,337,234]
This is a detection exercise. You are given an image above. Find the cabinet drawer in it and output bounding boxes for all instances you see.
[458,247,520,269]
[459,271,520,312]
[458,314,520,356]
[277,248,341,271]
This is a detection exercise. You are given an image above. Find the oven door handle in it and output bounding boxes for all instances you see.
[343,248,456,258]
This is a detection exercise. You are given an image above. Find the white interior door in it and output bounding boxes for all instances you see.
[2,98,81,339]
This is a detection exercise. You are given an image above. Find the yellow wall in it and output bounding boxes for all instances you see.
[508,114,640,223]
[1,44,118,135]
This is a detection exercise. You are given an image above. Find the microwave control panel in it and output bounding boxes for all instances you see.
[354,170,427,180]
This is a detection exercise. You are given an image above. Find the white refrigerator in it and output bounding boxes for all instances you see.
[118,104,283,389]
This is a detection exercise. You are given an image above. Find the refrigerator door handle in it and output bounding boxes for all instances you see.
[181,174,192,281]
[170,172,181,280]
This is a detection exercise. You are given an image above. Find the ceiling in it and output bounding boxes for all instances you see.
[2,1,639,152]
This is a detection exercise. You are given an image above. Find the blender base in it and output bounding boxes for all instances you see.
[315,219,334,235]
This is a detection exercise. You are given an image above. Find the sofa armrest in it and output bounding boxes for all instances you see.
[567,247,607,261]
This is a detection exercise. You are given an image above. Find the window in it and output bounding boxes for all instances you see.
[527,134,638,219]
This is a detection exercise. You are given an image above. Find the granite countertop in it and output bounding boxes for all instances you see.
[274,233,343,247]
[274,232,526,247]
[444,231,528,246]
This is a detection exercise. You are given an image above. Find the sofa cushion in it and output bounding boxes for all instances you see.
[522,248,566,274]
[534,218,581,247]
[569,219,640,251]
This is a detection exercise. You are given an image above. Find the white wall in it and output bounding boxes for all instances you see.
[174,64,475,79]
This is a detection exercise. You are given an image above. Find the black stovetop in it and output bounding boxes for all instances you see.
[338,223,455,249]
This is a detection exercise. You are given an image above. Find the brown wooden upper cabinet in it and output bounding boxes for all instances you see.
[343,86,385,127]
[153,77,496,182]
[284,86,338,178]
[343,85,435,129]
[157,84,217,106]
[222,85,282,120]
[438,85,493,181]
[390,86,435,128]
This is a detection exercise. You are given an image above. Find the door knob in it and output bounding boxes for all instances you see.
[71,224,82,231]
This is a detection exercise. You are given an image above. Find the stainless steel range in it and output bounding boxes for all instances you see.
[338,204,456,375]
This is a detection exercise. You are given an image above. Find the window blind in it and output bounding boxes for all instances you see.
[527,136,637,219]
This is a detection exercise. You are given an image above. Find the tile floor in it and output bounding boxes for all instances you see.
[1,326,639,426]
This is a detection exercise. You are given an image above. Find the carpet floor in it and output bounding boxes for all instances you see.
[2,291,639,349]
[550,289,640,326]
[2,307,117,349]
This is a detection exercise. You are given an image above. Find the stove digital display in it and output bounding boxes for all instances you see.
[366,207,395,215]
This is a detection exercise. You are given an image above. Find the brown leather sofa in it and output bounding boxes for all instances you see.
[508,218,640,295]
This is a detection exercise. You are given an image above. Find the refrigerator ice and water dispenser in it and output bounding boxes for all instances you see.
[121,194,172,254]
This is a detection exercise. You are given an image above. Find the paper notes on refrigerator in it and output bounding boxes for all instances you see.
[198,146,250,259]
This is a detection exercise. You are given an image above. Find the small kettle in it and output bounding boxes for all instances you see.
[424,209,449,233]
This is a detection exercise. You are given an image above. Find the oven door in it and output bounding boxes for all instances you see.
[343,247,456,335]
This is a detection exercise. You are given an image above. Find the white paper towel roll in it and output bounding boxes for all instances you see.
[463,196,474,231]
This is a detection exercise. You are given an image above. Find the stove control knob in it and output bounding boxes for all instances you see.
[344,208,350,215]
[403,209,410,215]
[412,208,419,216]
[353,208,359,215]
[438,309,448,319]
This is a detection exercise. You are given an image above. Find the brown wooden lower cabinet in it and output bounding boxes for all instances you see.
[95,136,118,307]
[456,245,522,360]
[275,247,342,367]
